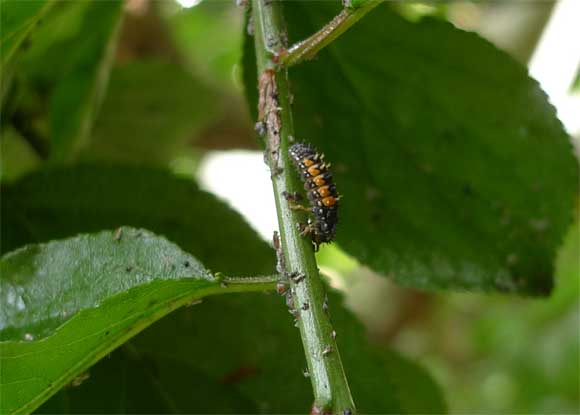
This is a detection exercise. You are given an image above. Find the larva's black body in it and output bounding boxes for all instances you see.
[289,142,339,248]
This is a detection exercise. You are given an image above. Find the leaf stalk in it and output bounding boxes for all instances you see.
[277,0,382,68]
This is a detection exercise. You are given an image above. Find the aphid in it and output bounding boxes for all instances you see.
[322,294,329,313]
[273,231,286,275]
[276,281,288,295]
[322,345,333,356]
[285,289,295,310]
[288,142,339,250]
[288,271,306,284]
[69,372,90,388]
[246,15,254,36]
[255,121,266,136]
[186,299,203,307]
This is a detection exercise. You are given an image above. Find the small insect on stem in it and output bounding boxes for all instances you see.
[285,288,295,311]
[273,231,286,275]
[276,280,288,295]
[288,271,306,284]
[288,143,340,251]
[290,307,300,322]
[255,121,267,137]
[273,230,281,250]
[322,345,333,357]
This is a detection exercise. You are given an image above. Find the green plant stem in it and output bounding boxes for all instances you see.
[251,0,355,413]
[278,0,382,68]
[221,275,280,286]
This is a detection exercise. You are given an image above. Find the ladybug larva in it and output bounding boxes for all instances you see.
[288,142,339,250]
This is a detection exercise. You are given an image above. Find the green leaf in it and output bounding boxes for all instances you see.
[37,349,258,414]
[0,228,229,414]
[40,290,446,414]
[50,1,122,162]
[243,3,578,294]
[0,0,55,69]
[0,127,41,182]
[0,229,214,340]
[18,0,123,161]
[1,165,275,276]
[166,0,244,87]
[0,0,55,104]
[84,60,216,165]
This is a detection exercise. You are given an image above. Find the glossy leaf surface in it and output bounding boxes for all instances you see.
[0,229,221,414]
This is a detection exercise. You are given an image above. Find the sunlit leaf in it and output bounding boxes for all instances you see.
[0,228,223,414]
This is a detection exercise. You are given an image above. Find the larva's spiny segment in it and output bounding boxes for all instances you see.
[288,142,339,250]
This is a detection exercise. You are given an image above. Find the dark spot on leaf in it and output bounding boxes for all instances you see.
[442,130,454,141]
[183,261,190,268]
[221,366,259,384]
[126,266,133,273]
[462,184,474,196]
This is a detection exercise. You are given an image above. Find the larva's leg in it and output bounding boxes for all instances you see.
[282,191,303,202]
[289,203,310,212]
[283,191,309,211]
[297,222,315,236]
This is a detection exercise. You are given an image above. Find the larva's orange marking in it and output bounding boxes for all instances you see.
[316,185,331,197]
[313,175,326,187]
[307,165,321,177]
[322,196,337,207]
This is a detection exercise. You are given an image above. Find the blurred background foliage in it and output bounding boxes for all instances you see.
[1,0,578,413]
